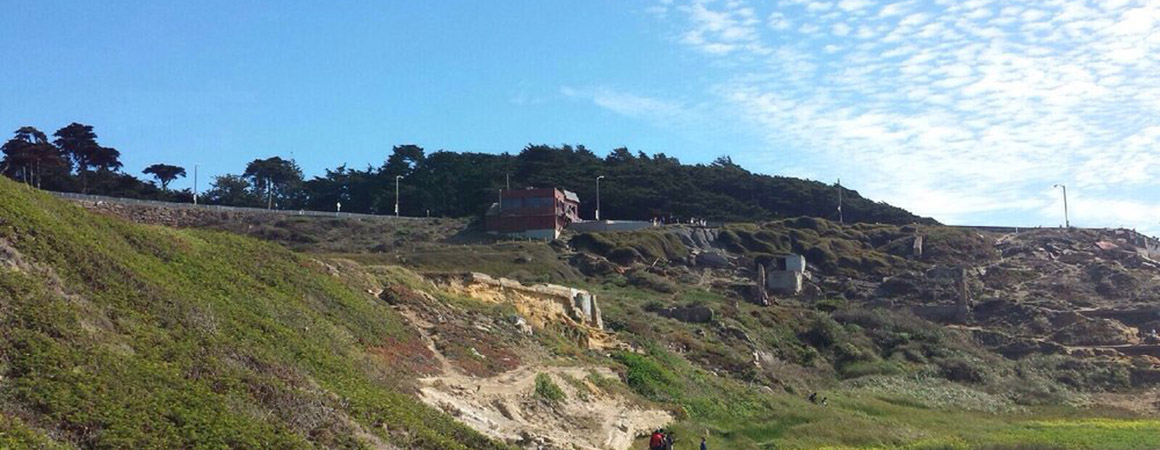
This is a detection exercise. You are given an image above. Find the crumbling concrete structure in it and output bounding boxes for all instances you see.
[1144,235,1160,260]
[910,267,973,323]
[764,254,807,295]
[422,273,609,347]
[753,263,769,305]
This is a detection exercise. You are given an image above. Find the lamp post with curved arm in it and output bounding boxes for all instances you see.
[596,175,605,221]
[395,175,403,217]
[1053,184,1069,228]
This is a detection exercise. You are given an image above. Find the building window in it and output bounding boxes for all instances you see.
[502,197,523,210]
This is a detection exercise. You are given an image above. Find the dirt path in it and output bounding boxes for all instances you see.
[395,305,671,450]
[418,365,671,450]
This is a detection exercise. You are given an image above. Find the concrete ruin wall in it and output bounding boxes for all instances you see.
[423,272,604,334]
[1145,235,1160,260]
[567,220,655,233]
[1080,309,1160,328]
[764,254,806,295]
[911,305,965,322]
[768,271,803,294]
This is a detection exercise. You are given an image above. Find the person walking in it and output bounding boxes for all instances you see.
[700,436,708,450]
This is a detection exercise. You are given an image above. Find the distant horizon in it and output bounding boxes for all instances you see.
[3,121,1150,235]
[3,1,1157,234]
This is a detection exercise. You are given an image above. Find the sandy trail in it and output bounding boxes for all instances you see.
[396,306,671,450]
[419,365,671,450]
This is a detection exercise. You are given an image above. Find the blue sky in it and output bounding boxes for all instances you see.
[2,1,1158,233]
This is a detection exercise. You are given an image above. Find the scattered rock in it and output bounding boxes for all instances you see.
[656,305,714,324]
[694,251,731,269]
[1051,317,1140,346]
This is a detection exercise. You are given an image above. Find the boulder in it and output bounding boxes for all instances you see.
[695,251,731,269]
[1087,263,1140,299]
[1051,317,1140,346]
[657,305,714,324]
[570,253,618,277]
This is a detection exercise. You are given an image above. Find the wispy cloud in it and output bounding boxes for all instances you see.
[650,0,1160,234]
[560,86,690,122]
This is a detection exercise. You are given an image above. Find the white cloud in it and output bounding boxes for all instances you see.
[678,0,764,55]
[837,0,873,13]
[649,0,1160,231]
[768,11,792,30]
[561,86,688,121]
[878,2,910,18]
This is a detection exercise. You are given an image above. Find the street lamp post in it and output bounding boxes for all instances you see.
[395,175,403,217]
[193,164,199,205]
[837,178,843,224]
[596,175,605,221]
[1053,184,1069,228]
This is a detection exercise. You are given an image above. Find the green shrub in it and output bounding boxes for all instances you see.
[627,270,677,293]
[838,360,903,379]
[814,298,848,312]
[609,247,642,265]
[800,316,845,348]
[613,352,679,402]
[937,357,990,384]
[534,373,567,404]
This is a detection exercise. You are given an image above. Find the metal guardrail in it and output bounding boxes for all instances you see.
[47,191,422,221]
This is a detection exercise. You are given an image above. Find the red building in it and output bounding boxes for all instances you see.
[485,187,581,239]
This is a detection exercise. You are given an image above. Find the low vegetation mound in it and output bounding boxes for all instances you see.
[0,179,508,450]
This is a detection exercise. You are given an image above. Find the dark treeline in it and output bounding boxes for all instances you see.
[0,123,192,202]
[2,124,931,224]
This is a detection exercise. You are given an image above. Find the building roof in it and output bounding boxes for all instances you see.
[500,187,557,198]
[563,190,580,203]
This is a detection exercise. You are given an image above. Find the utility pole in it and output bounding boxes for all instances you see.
[1053,184,1069,228]
[837,178,843,224]
[267,178,273,209]
[506,173,511,190]
[395,175,403,217]
[193,164,199,205]
[596,175,605,221]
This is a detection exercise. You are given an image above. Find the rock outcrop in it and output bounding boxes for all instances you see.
[423,272,613,348]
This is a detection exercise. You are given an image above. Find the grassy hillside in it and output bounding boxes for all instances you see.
[7,176,1160,450]
[0,179,509,450]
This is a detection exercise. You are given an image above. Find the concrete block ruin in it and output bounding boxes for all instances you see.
[751,254,808,305]
[910,267,973,323]
[766,254,807,294]
[422,272,611,347]
[1144,234,1160,260]
[753,263,769,305]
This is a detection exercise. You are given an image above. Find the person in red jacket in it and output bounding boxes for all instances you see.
[649,429,665,450]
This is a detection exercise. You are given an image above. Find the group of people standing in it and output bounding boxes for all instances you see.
[651,217,710,227]
[649,429,708,450]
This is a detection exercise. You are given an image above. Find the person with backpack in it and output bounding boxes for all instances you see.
[664,430,676,450]
[649,429,664,450]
